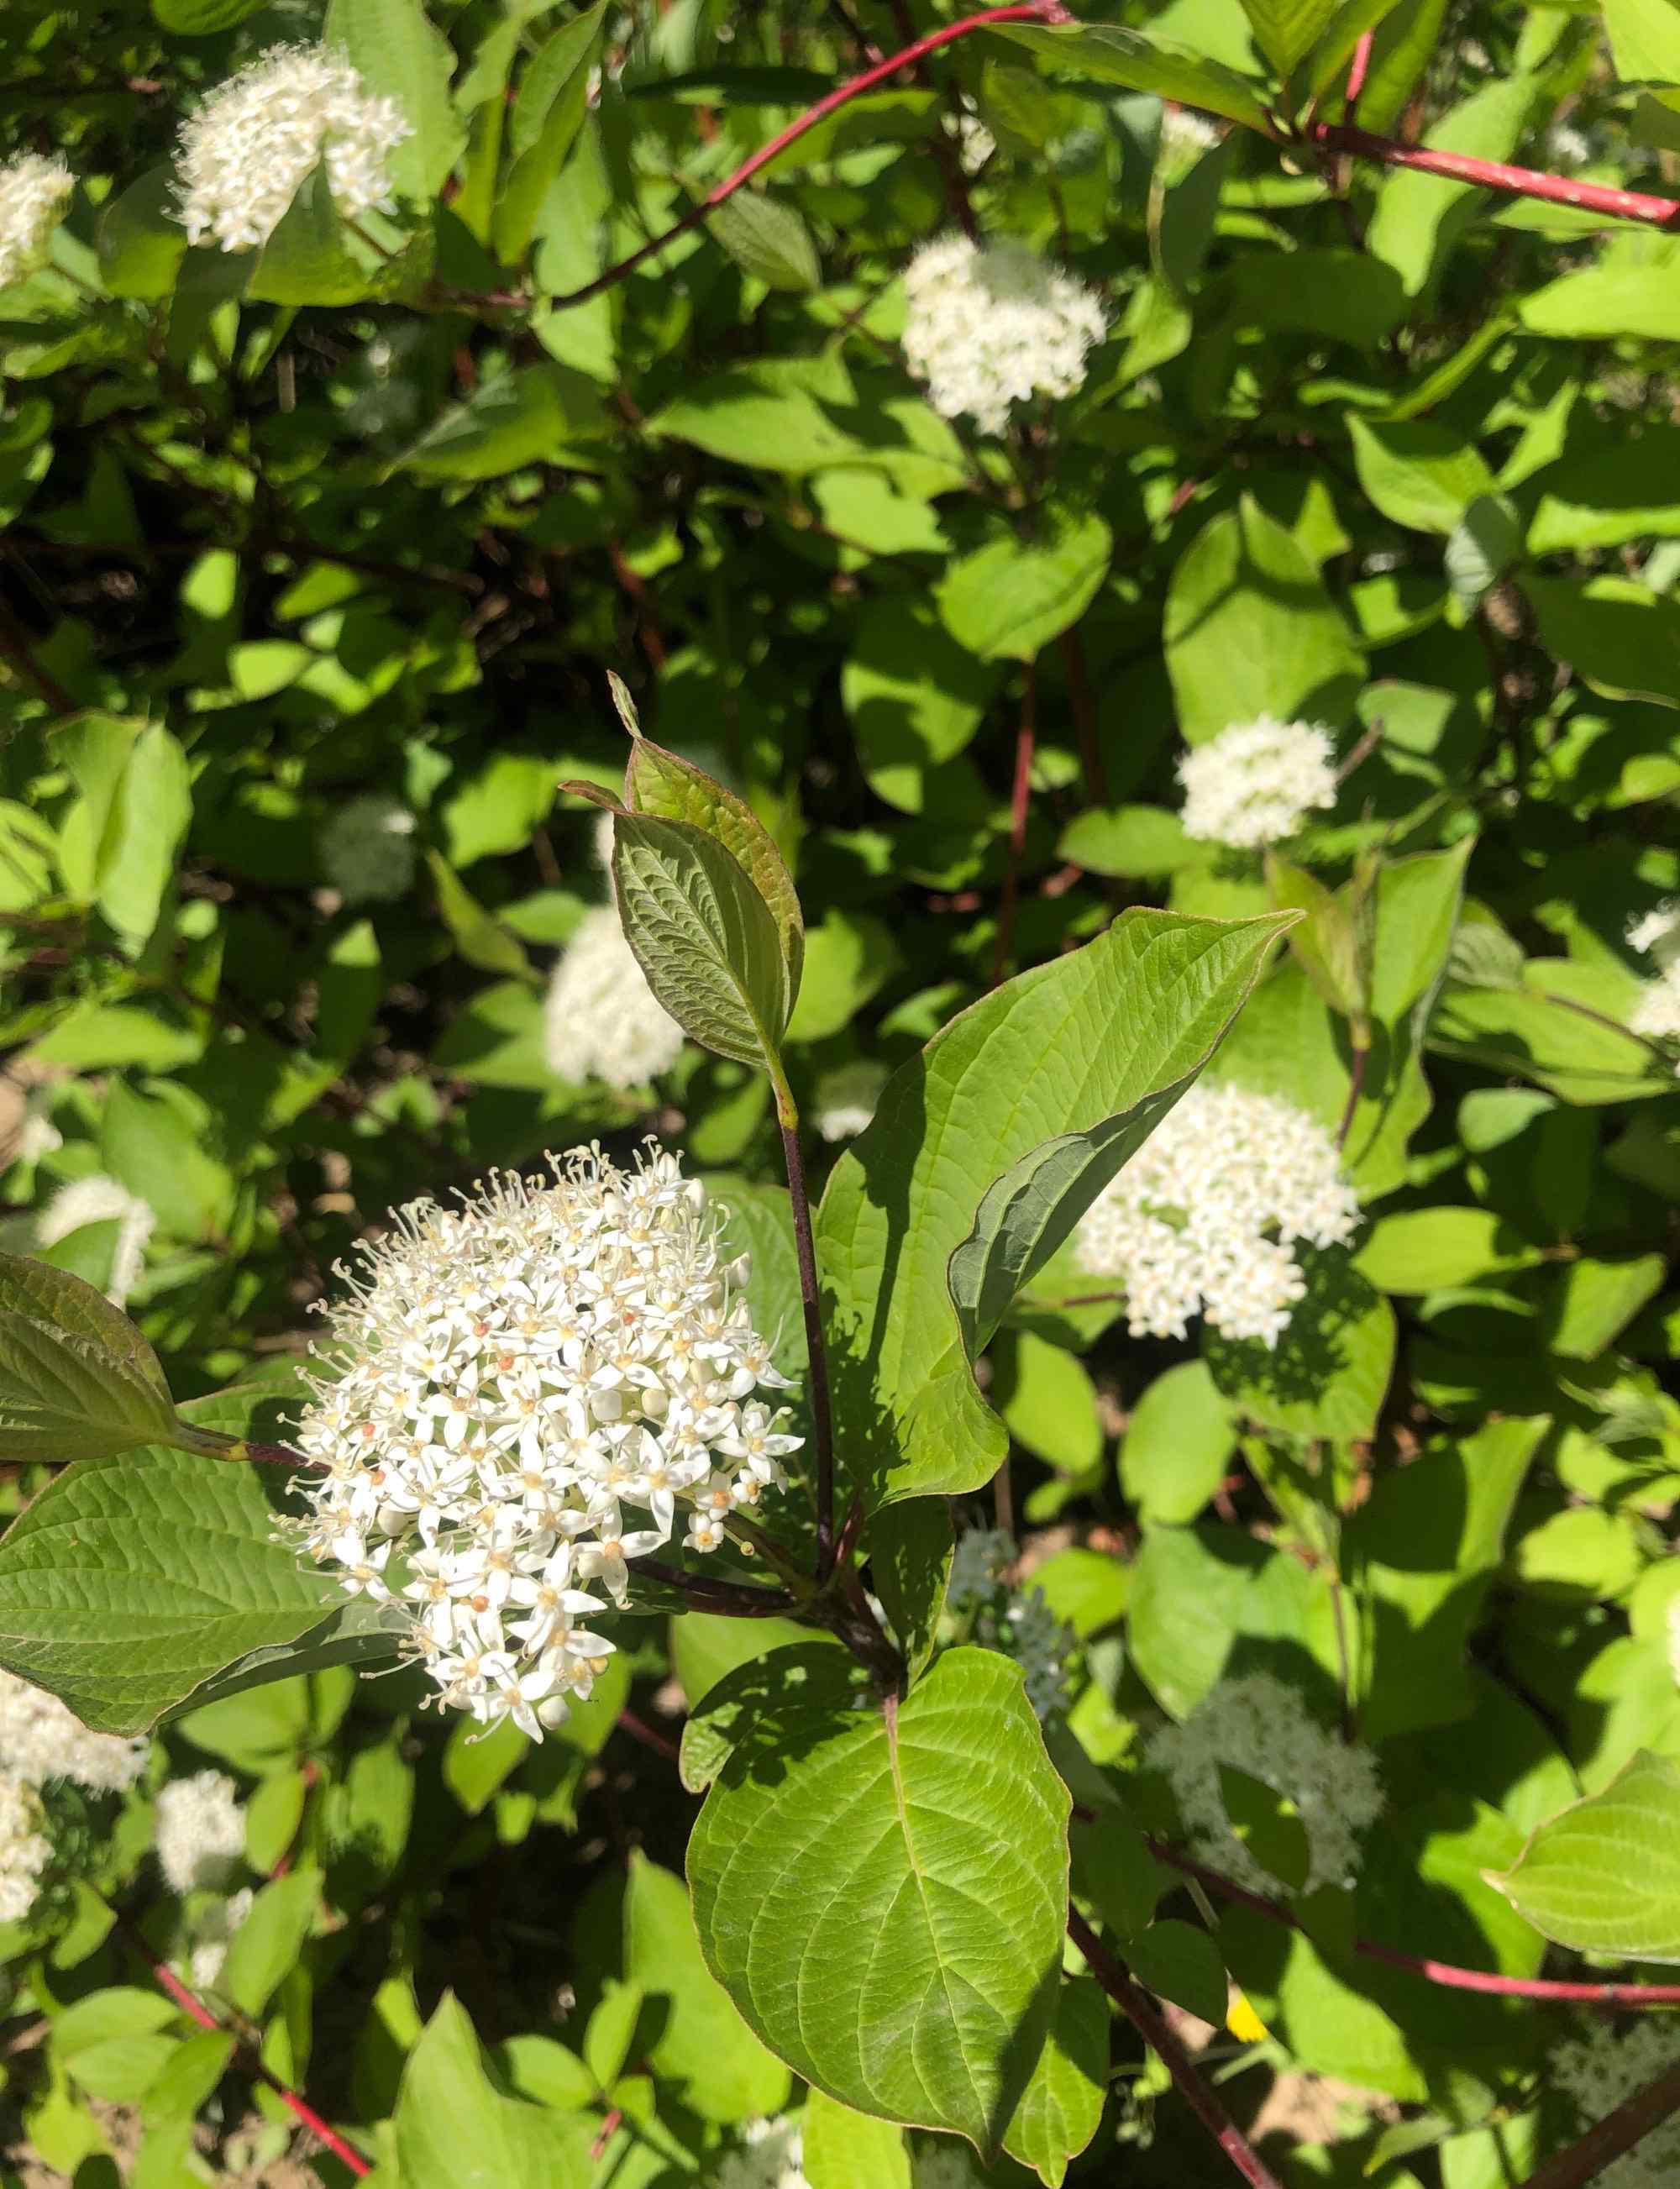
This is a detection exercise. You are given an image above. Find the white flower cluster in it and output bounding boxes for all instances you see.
[0,1771,50,1924]
[155,1770,246,1895]
[1178,717,1340,850]
[190,1886,255,1990]
[36,1173,156,1308]
[1629,900,1680,1049]
[813,1060,890,1144]
[1075,1081,1359,1346]
[320,794,417,905]
[902,234,1106,436]
[717,2118,808,2189]
[543,907,685,1089]
[1552,2019,1680,2188]
[0,1671,147,1794]
[1147,1672,1383,1896]
[291,1142,801,1740]
[0,154,73,290]
[176,44,410,254]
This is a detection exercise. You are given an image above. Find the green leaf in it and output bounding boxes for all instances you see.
[1527,431,1680,555]
[1368,76,1536,296]
[783,911,897,1043]
[868,1498,954,1682]
[992,20,1273,133]
[249,163,371,307]
[426,852,536,980]
[821,910,1290,1509]
[1236,0,1343,76]
[222,1870,320,2018]
[97,725,192,950]
[611,808,794,1069]
[1128,1919,1229,2024]
[1603,0,1680,84]
[623,1854,791,2124]
[0,1251,177,1462]
[1002,1976,1107,2187]
[493,6,606,264]
[935,512,1112,663]
[841,594,997,815]
[97,167,187,300]
[1347,417,1496,536]
[619,696,804,1005]
[394,1994,596,2189]
[1490,1751,1680,1962]
[1356,1206,1546,1293]
[324,0,463,200]
[55,1989,180,2104]
[1164,498,1365,742]
[686,1646,1071,2159]
[395,365,606,483]
[708,193,822,291]
[1521,575,1680,709]
[1119,1359,1237,1526]
[0,1385,340,1733]
[1519,234,1680,342]
[1073,1809,1163,1940]
[1058,804,1194,879]
[152,0,264,27]
[803,2087,913,2189]
[1205,1246,1396,1444]
[997,1334,1101,1474]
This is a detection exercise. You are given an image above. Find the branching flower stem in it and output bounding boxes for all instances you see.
[1068,1908,1285,2189]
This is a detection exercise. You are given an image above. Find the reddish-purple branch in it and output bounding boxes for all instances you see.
[1150,1840,1680,2008]
[1525,2060,1680,2189]
[1310,120,1680,228]
[126,1925,370,2177]
[545,3,1064,310]
[1069,1908,1286,2189]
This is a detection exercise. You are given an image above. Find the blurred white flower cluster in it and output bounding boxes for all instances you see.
[1158,106,1221,180]
[190,1886,255,1990]
[717,2118,807,2189]
[1552,2019,1680,2187]
[902,234,1105,436]
[155,1769,245,1895]
[1075,1082,1359,1346]
[0,1670,147,1794]
[813,1060,889,1143]
[0,1771,50,1924]
[0,153,73,289]
[292,1142,801,1738]
[176,44,409,253]
[320,793,418,905]
[1147,1672,1383,1895]
[1178,717,1339,849]
[36,1173,156,1308]
[1629,900,1680,1047]
[544,906,686,1089]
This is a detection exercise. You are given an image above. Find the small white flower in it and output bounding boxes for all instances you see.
[1158,106,1221,171]
[188,1886,254,1991]
[1178,717,1339,850]
[292,1142,800,1734]
[1633,963,1680,1047]
[1147,1672,1383,1897]
[0,1672,148,1793]
[948,107,995,176]
[1628,900,1680,969]
[0,155,73,290]
[1076,1081,1358,1346]
[1546,121,1594,170]
[36,1174,156,1308]
[1552,2019,1680,2188]
[902,234,1105,437]
[176,43,411,255]
[813,1060,890,1144]
[15,1094,62,1165]
[543,907,685,1089]
[0,1771,50,1924]
[320,795,417,905]
[716,2117,810,2189]
[155,1770,245,1895]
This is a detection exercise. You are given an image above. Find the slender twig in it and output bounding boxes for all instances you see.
[0,597,72,715]
[540,4,1064,312]
[990,660,1037,988]
[1335,1032,1369,1149]
[1524,2060,1680,2189]
[117,1916,370,2177]
[1147,1840,1680,2007]
[617,1708,681,1764]
[1068,1909,1286,2189]
[1306,121,1680,227]
[769,1067,839,1583]
[640,1558,798,1617]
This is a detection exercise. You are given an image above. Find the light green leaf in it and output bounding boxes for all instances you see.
[1002,1976,1107,2187]
[686,1647,1071,2160]
[612,809,793,1070]
[841,593,996,816]
[1522,575,1680,709]
[394,1994,596,2189]
[1527,432,1680,555]
[1058,804,1194,879]
[97,167,187,300]
[992,21,1273,132]
[708,193,822,291]
[1236,0,1342,76]
[1164,498,1365,742]
[1356,1206,1546,1293]
[249,163,370,306]
[0,1385,340,1734]
[784,911,900,1043]
[394,365,606,482]
[152,0,265,27]
[426,852,535,980]
[1520,235,1680,341]
[1205,1247,1396,1443]
[935,512,1112,663]
[0,1251,176,1463]
[1368,76,1536,296]
[1603,0,1680,84]
[1347,417,1496,536]
[222,1870,320,2019]
[1119,1359,1238,1526]
[324,0,463,200]
[998,1333,1101,1475]
[97,725,192,949]
[822,910,1290,1509]
[494,6,606,264]
[803,2088,912,2189]
[1490,1751,1680,1963]
[623,1854,791,2124]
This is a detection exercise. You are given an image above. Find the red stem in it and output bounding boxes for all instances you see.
[127,1924,370,2177]
[1343,29,1373,118]
[1310,121,1680,227]
[545,4,1063,310]
[1068,1909,1285,2189]
[1150,1840,1680,2007]
[990,661,1037,987]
